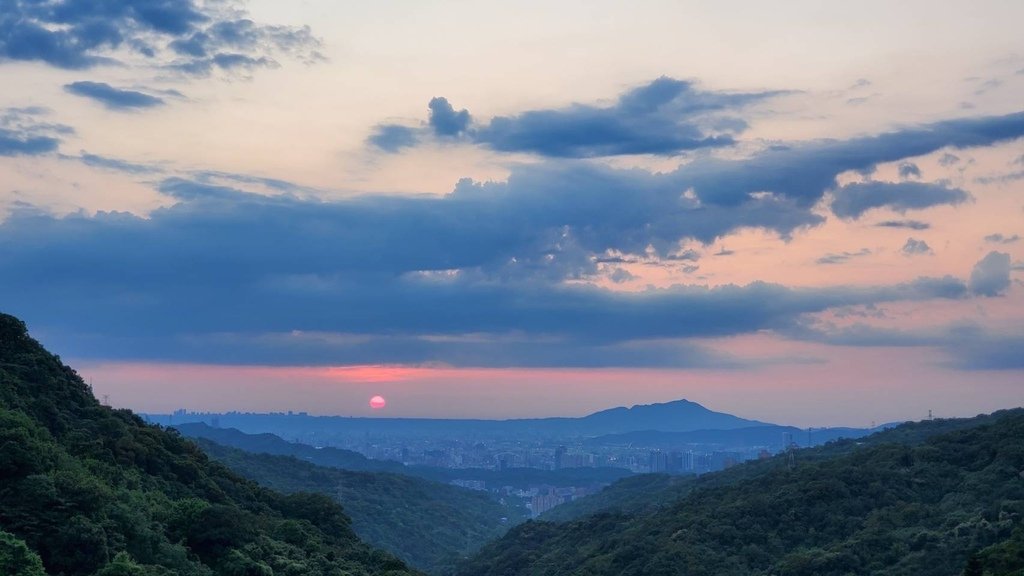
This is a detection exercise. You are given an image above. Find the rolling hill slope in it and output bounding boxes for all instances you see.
[458,410,1024,576]
[194,438,524,574]
[0,312,417,576]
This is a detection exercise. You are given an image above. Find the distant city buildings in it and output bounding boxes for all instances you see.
[152,408,793,517]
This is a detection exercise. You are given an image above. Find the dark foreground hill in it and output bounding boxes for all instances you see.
[0,313,417,576]
[457,410,1024,576]
[194,438,525,575]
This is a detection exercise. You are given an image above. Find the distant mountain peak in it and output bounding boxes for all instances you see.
[581,398,767,433]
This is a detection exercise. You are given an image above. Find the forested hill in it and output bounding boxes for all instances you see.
[458,410,1024,576]
[195,438,525,575]
[0,313,418,576]
[541,411,1024,525]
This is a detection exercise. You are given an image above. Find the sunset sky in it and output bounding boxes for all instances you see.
[1,0,1022,426]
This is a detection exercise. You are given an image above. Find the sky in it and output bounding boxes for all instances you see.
[1,0,1022,427]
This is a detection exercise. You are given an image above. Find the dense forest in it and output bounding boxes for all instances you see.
[195,438,524,574]
[458,410,1024,576]
[0,313,417,575]
[542,412,1024,525]
[539,472,692,522]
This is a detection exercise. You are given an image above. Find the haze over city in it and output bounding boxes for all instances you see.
[2,0,1023,427]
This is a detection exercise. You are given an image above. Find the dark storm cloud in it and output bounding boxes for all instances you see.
[97,331,754,369]
[875,220,930,230]
[0,173,970,367]
[0,0,320,74]
[4,109,1024,368]
[64,81,165,109]
[830,181,970,219]
[371,77,788,157]
[969,251,1011,297]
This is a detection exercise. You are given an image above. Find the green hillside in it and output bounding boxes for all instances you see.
[457,410,1024,576]
[194,438,525,574]
[538,473,692,522]
[541,412,1022,525]
[0,313,417,576]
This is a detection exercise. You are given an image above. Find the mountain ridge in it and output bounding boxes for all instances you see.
[148,397,770,439]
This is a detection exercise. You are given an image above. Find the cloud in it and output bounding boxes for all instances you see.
[973,78,1002,96]
[830,181,970,219]
[975,170,1024,184]
[816,248,871,265]
[875,219,930,230]
[954,335,1024,370]
[984,233,1020,244]
[674,112,1024,210]
[898,162,921,179]
[428,97,471,137]
[0,107,69,156]
[368,124,419,152]
[0,129,60,156]
[5,109,1024,367]
[64,81,165,110]
[969,251,1011,297]
[0,175,974,367]
[787,322,1024,371]
[607,268,636,284]
[901,238,932,255]
[76,152,160,174]
[0,0,321,75]
[471,76,783,157]
[938,153,961,166]
[373,76,788,157]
